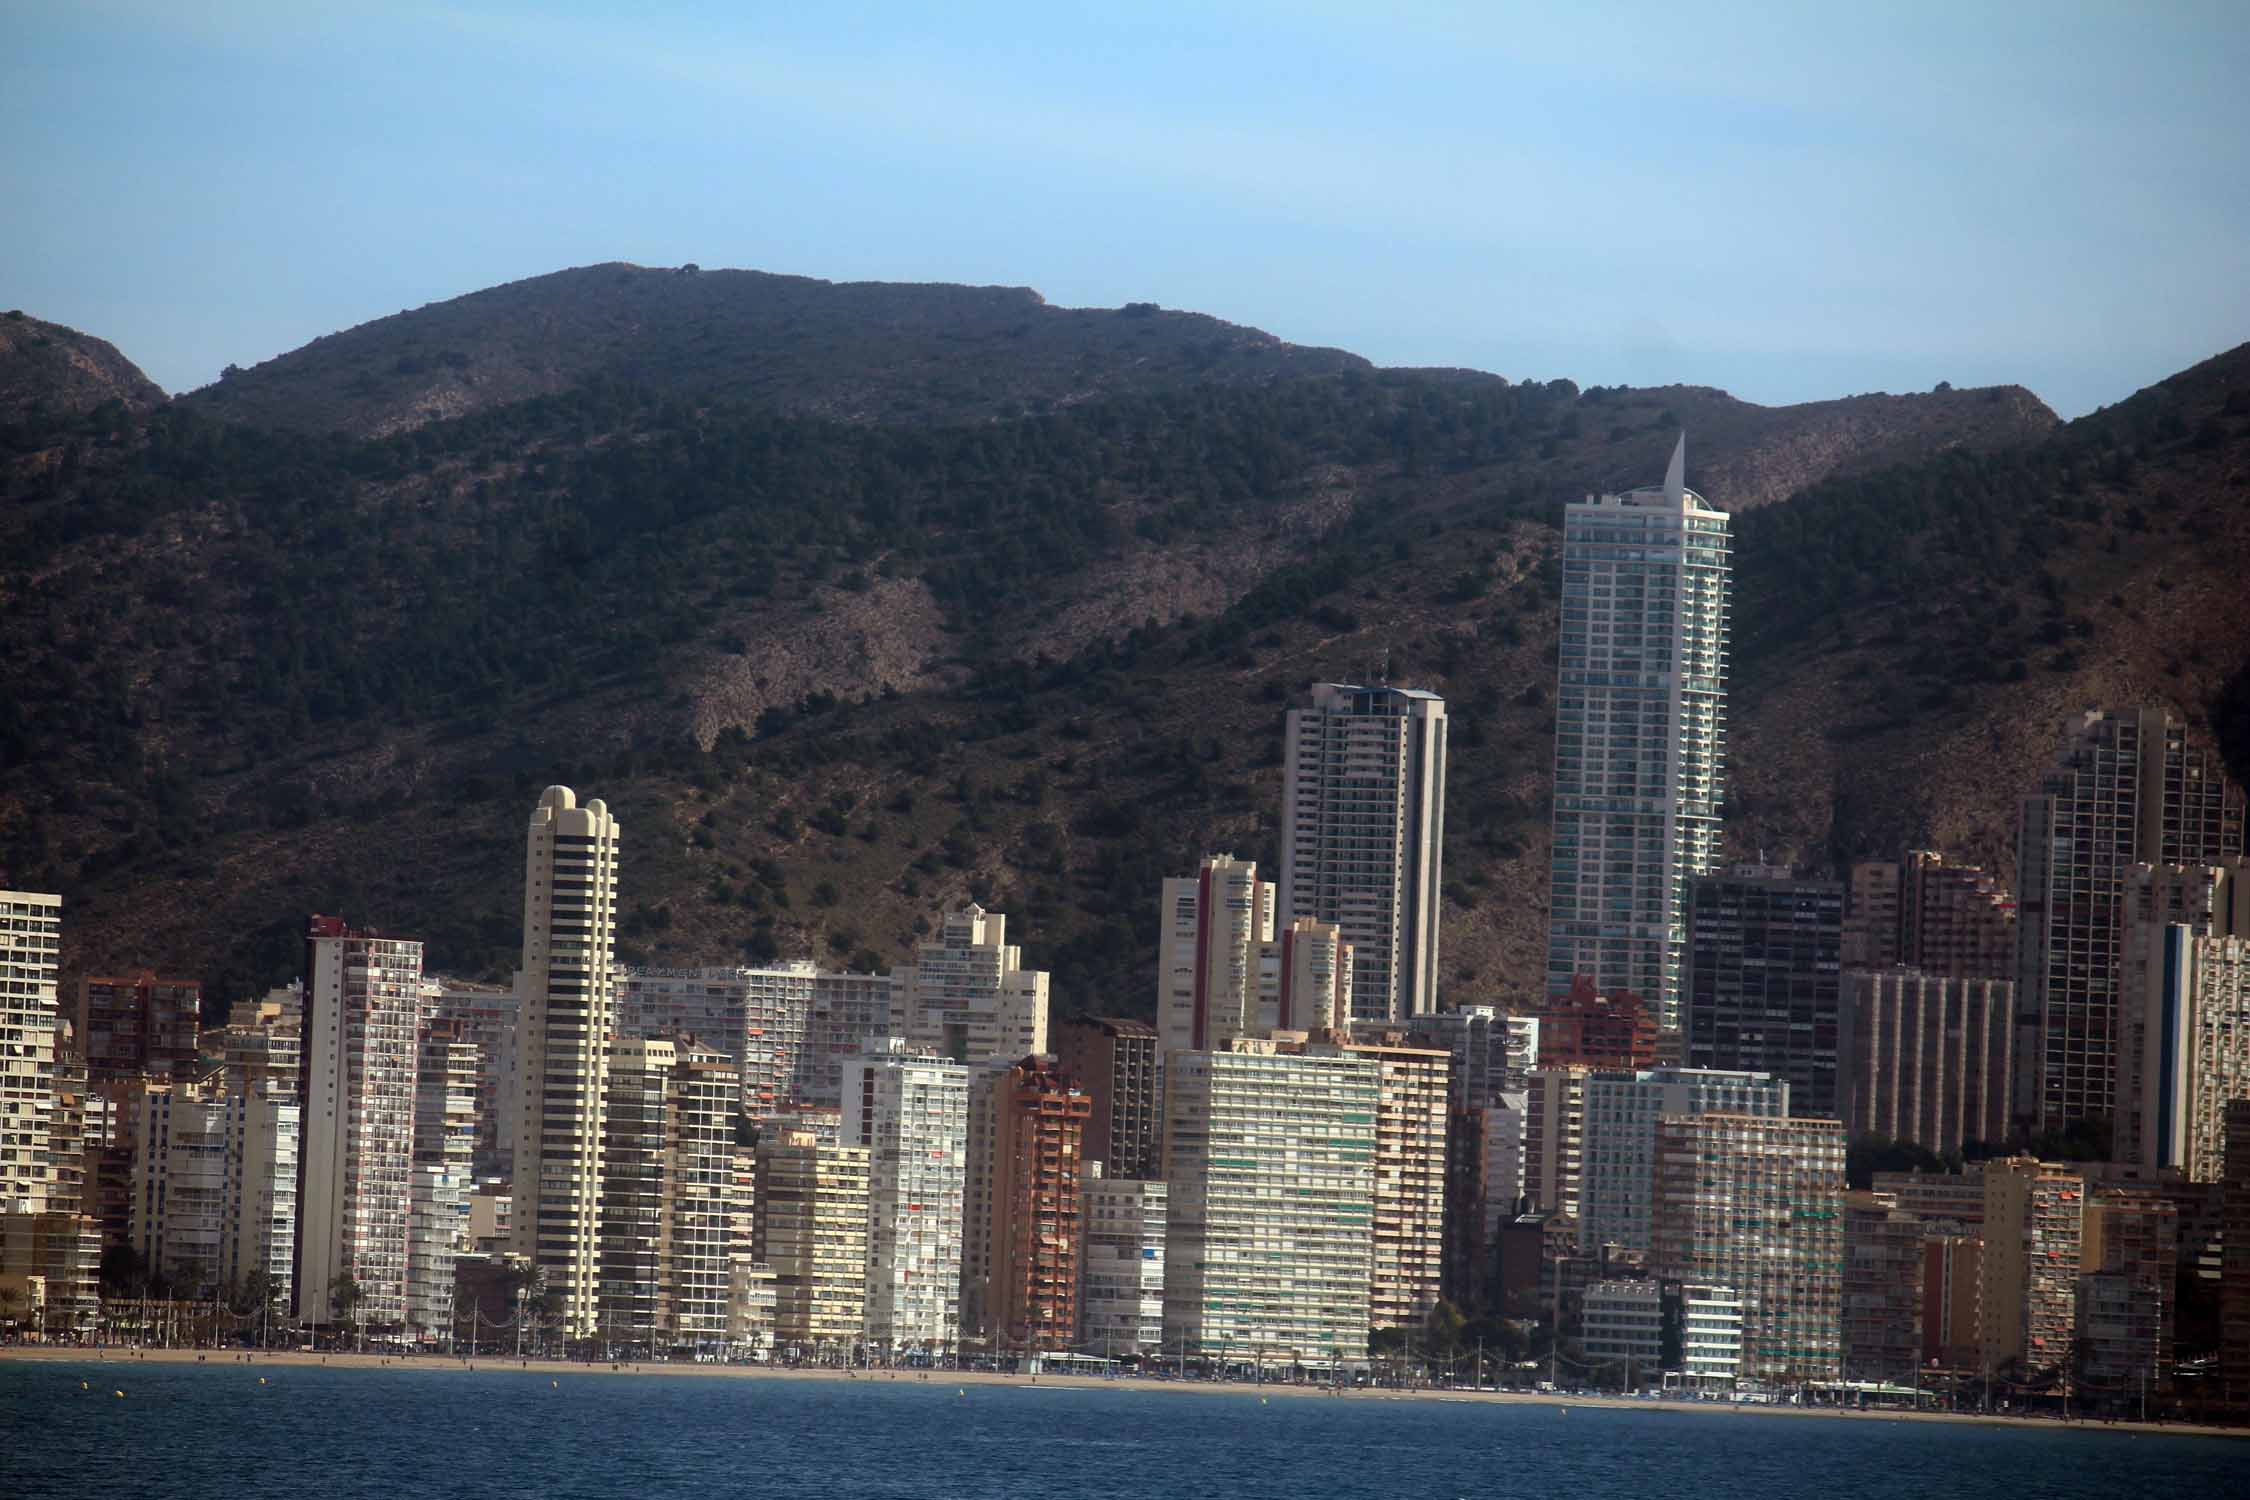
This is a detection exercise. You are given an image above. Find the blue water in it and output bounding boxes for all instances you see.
[5,1363,2243,1499]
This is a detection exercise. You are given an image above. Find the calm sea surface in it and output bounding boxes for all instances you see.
[6,1363,2243,1499]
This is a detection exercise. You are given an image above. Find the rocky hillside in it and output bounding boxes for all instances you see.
[0,310,166,427]
[6,266,2232,1028]
[174,263,1371,436]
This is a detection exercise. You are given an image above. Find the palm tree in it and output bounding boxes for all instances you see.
[330,1272,367,1352]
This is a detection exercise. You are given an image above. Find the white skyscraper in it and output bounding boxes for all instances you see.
[842,1039,968,1355]
[1280,684,1447,1024]
[1546,436,1730,1029]
[511,785,622,1339]
[891,906,1047,1067]
[298,915,423,1326]
[0,890,61,1214]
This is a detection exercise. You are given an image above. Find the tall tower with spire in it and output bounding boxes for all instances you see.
[1544,436,1731,1030]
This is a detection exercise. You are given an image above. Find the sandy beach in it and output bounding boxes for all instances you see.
[4,1346,2241,1440]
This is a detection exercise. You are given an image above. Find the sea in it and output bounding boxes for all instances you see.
[5,1362,2243,1499]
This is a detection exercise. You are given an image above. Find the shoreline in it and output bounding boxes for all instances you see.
[4,1347,2243,1440]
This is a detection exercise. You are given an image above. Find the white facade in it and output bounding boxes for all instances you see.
[511,785,621,1338]
[616,962,895,1116]
[1280,684,1447,1025]
[1079,1164,1166,1357]
[1579,1068,1787,1252]
[300,919,423,1325]
[0,891,60,1213]
[1417,1006,1539,1106]
[1547,438,1731,1029]
[1678,1284,1745,1389]
[130,1084,229,1288]
[405,1162,470,1340]
[226,1090,299,1308]
[132,1082,300,1308]
[891,906,1047,1067]
[1581,1278,1666,1376]
[842,1040,968,1353]
[1158,854,1274,1055]
[1162,1040,1378,1362]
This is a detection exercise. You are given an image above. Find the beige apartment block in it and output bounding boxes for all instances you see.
[511,786,621,1339]
[892,905,1047,1068]
[1841,969,2013,1156]
[1338,1036,1448,1330]
[1976,1156,2084,1377]
[753,1131,869,1353]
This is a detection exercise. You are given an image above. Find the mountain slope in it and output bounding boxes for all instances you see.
[175,263,1371,436]
[0,310,166,426]
[11,268,2200,1028]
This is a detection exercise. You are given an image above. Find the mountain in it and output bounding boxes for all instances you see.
[174,263,1372,436]
[0,309,166,427]
[17,264,2223,1032]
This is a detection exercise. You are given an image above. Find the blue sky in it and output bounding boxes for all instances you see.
[6,1,2244,418]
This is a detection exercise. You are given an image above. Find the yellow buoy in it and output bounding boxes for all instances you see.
[957,1388,966,1396]
[80,1381,88,1390]
[551,1379,558,1388]
[259,1377,268,1385]
[114,1390,125,1398]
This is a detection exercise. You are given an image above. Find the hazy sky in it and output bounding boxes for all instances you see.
[7,1,2245,418]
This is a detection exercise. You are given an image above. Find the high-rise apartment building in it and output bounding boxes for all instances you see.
[75,971,200,1085]
[1052,1016,1162,1182]
[511,785,621,1339]
[2118,862,2250,1176]
[422,979,515,1177]
[981,1054,1090,1351]
[1650,1112,1844,1383]
[670,1048,744,1352]
[1078,1163,1165,1357]
[1684,868,1844,1118]
[1547,440,1730,1029]
[1416,1006,1540,1108]
[1839,1191,1926,1383]
[2015,709,2243,1129]
[617,961,895,1116]
[1158,853,1273,1055]
[1340,1037,1448,1329]
[843,1040,968,1356]
[1840,970,2014,1156]
[1163,1038,1378,1362]
[2220,1102,2250,1412]
[1280,682,1447,1025]
[298,914,422,1327]
[130,1081,298,1309]
[2079,1187,2177,1392]
[1441,1092,1524,1312]
[598,1037,677,1343]
[1269,917,1352,1034]
[1579,1067,1788,1253]
[0,891,61,1214]
[752,1131,869,1353]
[1977,1156,2085,1377]
[1522,1065,1589,1218]
[892,906,1047,1067]
[1845,853,2016,980]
